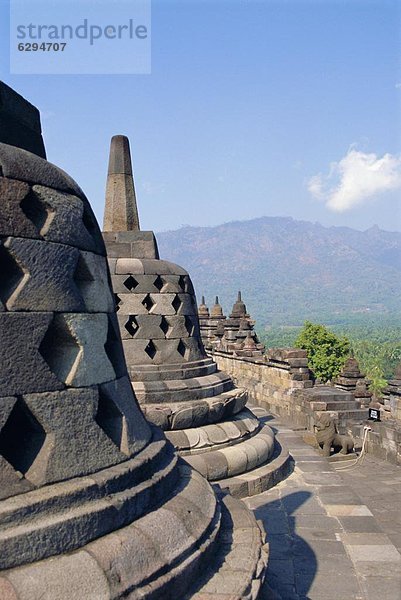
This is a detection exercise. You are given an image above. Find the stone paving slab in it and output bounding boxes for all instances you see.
[246,414,401,600]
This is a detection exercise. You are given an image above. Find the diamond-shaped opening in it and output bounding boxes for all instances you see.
[160,316,170,336]
[154,275,164,291]
[142,293,155,312]
[73,253,94,302]
[39,316,81,383]
[0,244,25,306]
[172,294,182,313]
[125,315,139,337]
[114,293,122,312]
[0,399,46,475]
[95,389,124,450]
[124,276,138,291]
[177,339,187,358]
[20,189,53,235]
[184,315,194,336]
[178,275,186,292]
[104,316,125,377]
[144,340,157,360]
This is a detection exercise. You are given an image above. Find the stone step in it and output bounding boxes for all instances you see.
[133,371,235,404]
[0,428,180,569]
[166,407,261,454]
[214,437,293,499]
[184,424,276,483]
[143,389,248,431]
[1,462,223,600]
[323,401,361,411]
[188,492,268,600]
[130,357,218,382]
[333,408,369,421]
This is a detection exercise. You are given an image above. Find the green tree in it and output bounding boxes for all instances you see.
[295,321,350,382]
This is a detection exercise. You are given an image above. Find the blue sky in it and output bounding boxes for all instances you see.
[1,0,400,232]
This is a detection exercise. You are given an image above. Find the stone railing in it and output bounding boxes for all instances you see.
[210,348,314,428]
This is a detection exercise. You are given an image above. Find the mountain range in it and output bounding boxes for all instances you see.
[156,216,401,329]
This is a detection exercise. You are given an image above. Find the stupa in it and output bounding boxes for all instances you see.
[103,135,289,497]
[0,83,267,599]
[204,292,265,357]
[198,295,226,349]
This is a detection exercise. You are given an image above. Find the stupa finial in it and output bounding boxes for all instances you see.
[103,135,140,232]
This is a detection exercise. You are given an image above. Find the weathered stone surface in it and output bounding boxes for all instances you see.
[0,313,63,396]
[0,396,35,499]
[0,82,46,158]
[32,185,105,254]
[22,388,125,485]
[74,250,114,312]
[0,178,39,239]
[49,313,116,386]
[0,577,18,600]
[0,143,85,198]
[103,135,140,233]
[98,376,151,455]
[6,551,110,600]
[1,237,84,312]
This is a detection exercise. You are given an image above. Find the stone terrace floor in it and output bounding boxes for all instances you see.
[245,409,401,600]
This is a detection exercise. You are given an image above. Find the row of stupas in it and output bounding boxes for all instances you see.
[198,293,265,358]
[0,82,269,598]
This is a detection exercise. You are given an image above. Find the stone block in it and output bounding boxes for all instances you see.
[112,274,167,294]
[1,237,84,312]
[115,257,145,274]
[0,178,40,239]
[98,376,151,455]
[118,292,154,315]
[31,185,105,254]
[0,396,36,499]
[0,578,18,600]
[0,313,64,396]
[40,313,116,387]
[74,250,114,312]
[6,550,110,600]
[106,242,131,258]
[22,387,125,485]
[0,143,85,198]
[140,259,188,275]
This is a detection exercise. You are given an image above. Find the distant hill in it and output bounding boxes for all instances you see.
[156,217,401,329]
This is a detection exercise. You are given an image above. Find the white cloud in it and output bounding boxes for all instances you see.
[142,181,165,195]
[307,148,401,212]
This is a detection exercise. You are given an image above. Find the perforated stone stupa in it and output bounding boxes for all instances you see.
[0,84,267,599]
[200,292,265,357]
[103,135,290,497]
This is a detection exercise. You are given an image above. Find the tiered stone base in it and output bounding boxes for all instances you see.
[0,427,267,599]
[168,406,292,498]
[131,357,248,431]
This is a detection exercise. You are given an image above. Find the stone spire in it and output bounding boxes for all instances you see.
[230,290,248,319]
[210,295,224,318]
[198,295,210,318]
[103,135,140,232]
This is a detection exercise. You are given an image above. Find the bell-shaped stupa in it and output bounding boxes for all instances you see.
[103,135,289,498]
[0,84,267,599]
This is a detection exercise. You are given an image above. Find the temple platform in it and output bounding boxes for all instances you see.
[245,414,401,600]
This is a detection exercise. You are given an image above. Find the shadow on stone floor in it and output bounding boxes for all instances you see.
[254,491,317,600]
